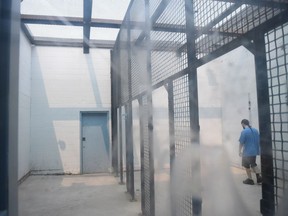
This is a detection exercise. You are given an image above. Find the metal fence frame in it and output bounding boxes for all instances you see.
[111,0,288,215]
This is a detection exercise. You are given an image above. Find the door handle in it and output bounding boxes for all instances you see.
[82,137,86,141]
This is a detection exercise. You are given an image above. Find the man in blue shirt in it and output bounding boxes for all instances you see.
[239,119,262,185]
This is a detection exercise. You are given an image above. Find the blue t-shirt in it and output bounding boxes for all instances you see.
[239,127,260,157]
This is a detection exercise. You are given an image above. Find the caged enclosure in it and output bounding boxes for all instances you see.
[110,0,288,216]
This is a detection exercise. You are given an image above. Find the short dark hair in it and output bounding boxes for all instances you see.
[241,119,250,126]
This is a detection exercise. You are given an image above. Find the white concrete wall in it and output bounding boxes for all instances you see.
[220,46,259,167]
[30,47,111,174]
[28,44,258,175]
[198,62,223,148]
[152,87,170,171]
[18,31,32,180]
[132,100,141,170]
[198,46,259,167]
[129,87,170,172]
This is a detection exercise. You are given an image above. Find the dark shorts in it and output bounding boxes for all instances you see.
[242,156,257,169]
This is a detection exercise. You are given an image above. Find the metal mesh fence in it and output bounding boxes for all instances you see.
[150,0,162,17]
[265,22,288,211]
[130,0,147,98]
[119,24,129,104]
[195,1,286,59]
[141,95,153,216]
[151,0,187,85]
[118,0,288,104]
[111,0,288,215]
[172,74,194,216]
[173,75,190,155]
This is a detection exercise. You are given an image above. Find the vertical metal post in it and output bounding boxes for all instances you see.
[126,12,135,200]
[119,106,124,184]
[185,0,202,215]
[168,80,176,216]
[145,0,155,215]
[0,2,10,213]
[125,103,135,200]
[125,103,135,198]
[111,50,119,176]
[185,1,199,142]
[0,0,20,215]
[254,33,275,216]
[117,43,124,185]
[138,98,146,215]
[83,0,92,53]
[168,81,175,173]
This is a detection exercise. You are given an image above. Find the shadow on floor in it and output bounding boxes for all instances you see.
[19,167,262,216]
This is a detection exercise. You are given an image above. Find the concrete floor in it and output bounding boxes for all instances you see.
[19,167,261,216]
[19,173,141,216]
[230,166,262,216]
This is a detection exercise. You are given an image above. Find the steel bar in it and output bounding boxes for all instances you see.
[254,32,275,216]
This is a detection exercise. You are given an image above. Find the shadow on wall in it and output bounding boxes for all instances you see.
[30,49,64,174]
[58,140,66,150]
[85,54,103,108]
[30,47,111,175]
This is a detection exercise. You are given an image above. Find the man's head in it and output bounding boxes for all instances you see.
[241,119,250,129]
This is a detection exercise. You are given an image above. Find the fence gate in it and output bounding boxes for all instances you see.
[265,22,288,214]
[111,0,288,215]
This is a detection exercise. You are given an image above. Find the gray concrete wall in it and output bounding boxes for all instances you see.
[18,30,32,180]
[198,46,259,167]
[30,47,111,174]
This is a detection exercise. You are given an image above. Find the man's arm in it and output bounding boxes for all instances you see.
[239,144,243,157]
[239,130,245,157]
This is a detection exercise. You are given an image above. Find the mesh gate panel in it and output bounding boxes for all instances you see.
[265,22,288,211]
[151,0,187,85]
[111,0,288,215]
[194,1,286,59]
[194,1,233,27]
[130,0,147,98]
[141,95,153,216]
[172,74,194,215]
[119,25,129,104]
[173,74,190,155]
[150,0,162,17]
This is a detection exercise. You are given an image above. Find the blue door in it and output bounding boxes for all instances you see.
[82,112,109,173]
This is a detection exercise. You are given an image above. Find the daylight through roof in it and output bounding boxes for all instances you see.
[20,0,131,52]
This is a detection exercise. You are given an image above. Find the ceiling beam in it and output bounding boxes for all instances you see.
[175,3,242,55]
[134,0,171,46]
[197,8,288,66]
[21,14,239,48]
[133,0,242,46]
[83,0,92,53]
[21,14,122,28]
[195,3,242,37]
[21,23,34,44]
[32,37,115,49]
[213,0,288,9]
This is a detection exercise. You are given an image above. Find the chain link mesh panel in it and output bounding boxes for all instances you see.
[172,74,194,215]
[265,22,288,212]
[119,24,129,104]
[151,0,187,85]
[173,74,191,155]
[130,0,147,98]
[140,95,153,216]
[150,0,162,17]
[111,0,288,215]
[195,1,286,59]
